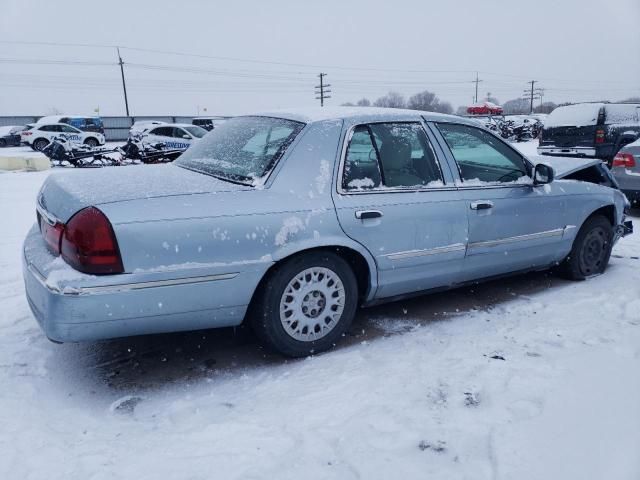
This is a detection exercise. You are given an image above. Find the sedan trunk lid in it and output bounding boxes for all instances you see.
[37,164,250,222]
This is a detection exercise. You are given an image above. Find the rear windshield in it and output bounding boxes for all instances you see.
[176,116,305,185]
[545,103,602,128]
[604,104,640,124]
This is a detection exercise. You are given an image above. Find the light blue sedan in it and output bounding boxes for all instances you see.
[23,108,633,357]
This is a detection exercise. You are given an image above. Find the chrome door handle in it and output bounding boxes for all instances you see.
[470,201,494,210]
[355,210,383,220]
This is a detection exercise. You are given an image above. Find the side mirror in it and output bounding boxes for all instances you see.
[182,134,191,139]
[533,163,554,185]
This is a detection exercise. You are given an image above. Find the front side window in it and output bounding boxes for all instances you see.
[176,116,304,185]
[436,123,529,184]
[183,126,207,138]
[61,124,80,133]
[174,128,190,138]
[342,122,443,191]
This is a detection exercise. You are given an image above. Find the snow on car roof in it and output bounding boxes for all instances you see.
[154,123,197,128]
[252,106,464,124]
[545,103,604,128]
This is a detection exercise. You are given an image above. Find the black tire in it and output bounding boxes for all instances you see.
[250,251,358,357]
[33,138,49,151]
[560,215,613,280]
[0,139,6,148]
[84,137,99,148]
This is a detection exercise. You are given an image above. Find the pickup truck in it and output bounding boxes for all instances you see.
[538,102,640,163]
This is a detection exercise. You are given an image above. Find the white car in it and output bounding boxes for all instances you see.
[129,120,166,136]
[21,123,105,151]
[143,123,208,149]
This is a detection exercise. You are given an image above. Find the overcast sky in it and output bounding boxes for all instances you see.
[0,0,639,116]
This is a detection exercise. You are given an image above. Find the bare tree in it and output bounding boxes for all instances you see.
[341,102,355,106]
[356,98,371,107]
[374,91,406,109]
[502,98,529,115]
[485,93,500,105]
[533,102,557,114]
[407,90,453,114]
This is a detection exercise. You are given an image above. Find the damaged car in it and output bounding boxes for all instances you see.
[23,108,633,357]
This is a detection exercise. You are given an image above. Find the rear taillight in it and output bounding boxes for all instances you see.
[60,207,124,274]
[612,152,636,168]
[39,215,64,254]
[595,129,605,144]
[22,131,32,136]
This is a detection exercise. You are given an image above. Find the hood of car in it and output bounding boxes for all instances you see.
[529,154,604,179]
[38,164,250,222]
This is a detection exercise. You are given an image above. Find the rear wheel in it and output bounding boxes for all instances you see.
[33,138,49,151]
[84,137,99,148]
[251,251,358,357]
[560,215,613,280]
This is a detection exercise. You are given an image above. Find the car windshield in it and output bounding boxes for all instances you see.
[183,126,207,138]
[176,116,305,185]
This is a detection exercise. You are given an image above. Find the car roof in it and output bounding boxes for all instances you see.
[251,106,477,126]
[36,115,100,123]
[151,123,196,128]
[36,122,80,128]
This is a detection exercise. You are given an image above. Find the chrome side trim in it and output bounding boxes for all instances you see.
[563,225,577,237]
[468,228,564,249]
[28,263,238,296]
[383,243,466,260]
[77,273,239,295]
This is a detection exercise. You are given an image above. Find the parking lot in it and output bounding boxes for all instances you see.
[1,137,639,478]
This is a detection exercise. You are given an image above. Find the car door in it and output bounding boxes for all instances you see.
[333,120,468,299]
[59,124,82,143]
[430,121,569,282]
[145,126,172,145]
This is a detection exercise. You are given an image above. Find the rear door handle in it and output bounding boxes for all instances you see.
[470,201,494,210]
[355,210,383,220]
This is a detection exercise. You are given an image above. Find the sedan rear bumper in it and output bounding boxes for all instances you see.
[537,146,596,158]
[22,225,267,343]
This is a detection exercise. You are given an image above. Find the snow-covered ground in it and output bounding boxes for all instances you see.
[1,142,639,479]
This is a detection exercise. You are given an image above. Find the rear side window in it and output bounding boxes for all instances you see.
[605,104,640,124]
[150,127,173,137]
[343,122,443,191]
[437,123,528,184]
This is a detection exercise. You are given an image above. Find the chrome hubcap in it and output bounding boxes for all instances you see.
[279,267,345,342]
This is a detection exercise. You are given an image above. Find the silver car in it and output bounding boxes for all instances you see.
[23,108,633,357]
[611,139,640,204]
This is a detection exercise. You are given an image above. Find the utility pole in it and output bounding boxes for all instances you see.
[526,80,536,114]
[117,47,130,117]
[474,72,483,103]
[315,73,331,107]
[522,81,543,114]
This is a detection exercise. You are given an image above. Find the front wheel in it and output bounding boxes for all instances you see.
[559,215,613,280]
[33,138,49,151]
[251,251,358,357]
